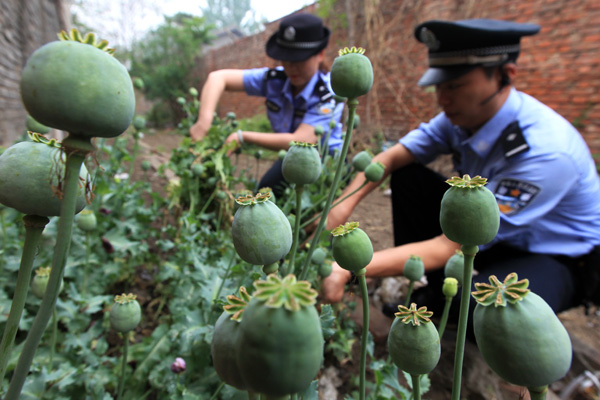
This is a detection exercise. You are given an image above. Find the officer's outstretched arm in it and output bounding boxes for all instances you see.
[190,69,245,141]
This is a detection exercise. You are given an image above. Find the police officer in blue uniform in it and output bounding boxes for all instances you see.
[321,19,600,317]
[190,13,343,196]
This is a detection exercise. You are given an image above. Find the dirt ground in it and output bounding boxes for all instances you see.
[136,129,600,400]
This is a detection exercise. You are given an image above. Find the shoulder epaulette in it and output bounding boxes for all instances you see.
[501,121,529,158]
[266,68,287,80]
[313,83,333,103]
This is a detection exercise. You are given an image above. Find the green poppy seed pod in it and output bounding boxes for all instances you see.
[176,97,186,105]
[132,115,146,131]
[364,161,385,182]
[472,273,572,388]
[258,187,276,204]
[133,77,144,90]
[20,31,135,138]
[31,267,63,299]
[403,255,424,282]
[236,275,323,397]
[0,138,88,217]
[212,287,251,390]
[278,149,287,160]
[352,151,372,172]
[332,222,374,273]
[141,160,152,172]
[442,277,458,298]
[191,163,204,177]
[314,125,324,137]
[226,111,236,120]
[110,293,142,333]
[311,247,327,265]
[282,142,322,186]
[232,193,292,265]
[387,303,441,375]
[330,47,374,100]
[26,115,50,134]
[318,263,333,278]
[189,87,198,97]
[76,208,97,232]
[444,250,464,284]
[440,175,500,246]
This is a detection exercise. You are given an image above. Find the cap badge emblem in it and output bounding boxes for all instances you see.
[420,27,439,51]
[284,26,296,41]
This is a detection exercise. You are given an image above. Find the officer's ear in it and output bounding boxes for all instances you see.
[500,63,517,88]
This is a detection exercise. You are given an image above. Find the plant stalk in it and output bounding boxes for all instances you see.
[358,269,369,400]
[117,333,130,400]
[410,374,422,400]
[404,281,415,307]
[299,99,358,280]
[0,215,49,383]
[48,307,58,371]
[287,185,304,275]
[437,295,453,341]
[528,386,548,400]
[450,244,478,400]
[5,136,92,400]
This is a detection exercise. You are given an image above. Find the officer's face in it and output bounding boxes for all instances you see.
[281,52,324,91]
[435,67,504,132]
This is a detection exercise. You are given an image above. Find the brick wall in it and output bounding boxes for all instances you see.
[0,0,69,146]
[194,0,600,155]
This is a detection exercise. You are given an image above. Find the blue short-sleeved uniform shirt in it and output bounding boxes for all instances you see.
[400,88,600,257]
[243,67,344,152]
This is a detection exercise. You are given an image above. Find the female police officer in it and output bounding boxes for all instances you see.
[190,13,343,197]
[321,19,600,317]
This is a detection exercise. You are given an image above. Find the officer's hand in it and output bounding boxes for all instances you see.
[190,121,209,141]
[303,201,353,248]
[224,132,242,156]
[306,201,353,234]
[321,262,351,304]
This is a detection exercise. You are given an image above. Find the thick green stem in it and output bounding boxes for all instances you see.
[528,386,548,400]
[450,244,478,400]
[48,307,57,371]
[0,215,49,383]
[404,281,415,307]
[437,296,453,341]
[117,333,129,400]
[357,269,369,400]
[5,135,92,400]
[410,374,422,400]
[299,99,359,280]
[287,185,303,275]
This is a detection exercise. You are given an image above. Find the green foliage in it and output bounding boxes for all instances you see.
[130,14,213,108]
[0,93,420,399]
[201,0,265,34]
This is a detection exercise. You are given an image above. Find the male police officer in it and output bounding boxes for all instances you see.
[321,19,600,315]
